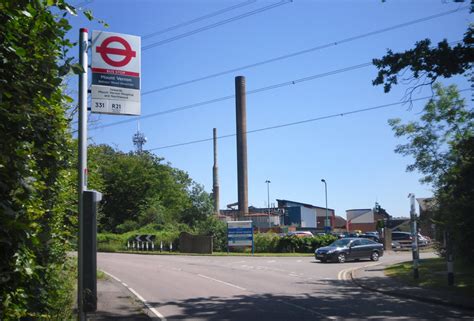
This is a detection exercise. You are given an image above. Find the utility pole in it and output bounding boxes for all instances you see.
[321,179,329,232]
[409,193,419,279]
[265,180,271,228]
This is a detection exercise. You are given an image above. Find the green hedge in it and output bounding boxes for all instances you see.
[254,233,337,253]
[98,231,337,254]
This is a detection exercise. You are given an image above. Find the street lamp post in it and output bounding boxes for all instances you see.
[265,180,271,228]
[321,179,329,232]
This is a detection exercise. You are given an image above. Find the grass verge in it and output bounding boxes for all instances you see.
[385,257,474,298]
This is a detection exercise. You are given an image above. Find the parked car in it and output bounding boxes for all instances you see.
[359,234,402,250]
[391,231,429,247]
[391,240,402,250]
[358,234,380,243]
[391,231,412,241]
[418,233,430,246]
[314,238,384,263]
[365,231,379,238]
[287,231,314,238]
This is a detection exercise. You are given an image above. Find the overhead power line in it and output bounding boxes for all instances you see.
[142,0,256,40]
[141,6,469,96]
[91,62,373,131]
[145,88,471,151]
[141,0,292,51]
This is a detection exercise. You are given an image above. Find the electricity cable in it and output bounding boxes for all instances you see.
[141,0,292,51]
[73,39,461,129]
[90,62,373,130]
[142,0,257,40]
[145,88,471,151]
[141,6,469,95]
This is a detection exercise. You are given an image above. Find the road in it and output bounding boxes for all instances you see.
[98,252,473,320]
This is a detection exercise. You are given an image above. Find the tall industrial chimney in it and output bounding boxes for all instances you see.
[212,128,220,216]
[235,76,248,219]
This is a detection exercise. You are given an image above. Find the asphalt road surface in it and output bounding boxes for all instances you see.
[98,252,473,320]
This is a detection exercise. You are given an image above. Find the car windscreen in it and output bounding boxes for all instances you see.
[330,239,351,247]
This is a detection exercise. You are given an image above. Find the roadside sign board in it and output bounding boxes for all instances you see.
[91,31,141,115]
[227,221,253,247]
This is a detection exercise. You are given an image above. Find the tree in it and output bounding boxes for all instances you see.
[388,84,474,261]
[388,84,473,185]
[88,145,216,233]
[0,1,82,318]
[180,183,214,227]
[88,146,192,232]
[373,25,473,99]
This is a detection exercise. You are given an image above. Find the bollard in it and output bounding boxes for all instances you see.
[151,241,155,251]
[169,242,173,252]
[127,241,130,250]
[160,241,163,253]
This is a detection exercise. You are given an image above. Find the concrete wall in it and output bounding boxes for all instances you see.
[179,232,213,254]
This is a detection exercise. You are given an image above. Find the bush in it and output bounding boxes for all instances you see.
[254,233,280,253]
[116,220,140,234]
[194,216,227,252]
[274,234,337,253]
[97,233,127,252]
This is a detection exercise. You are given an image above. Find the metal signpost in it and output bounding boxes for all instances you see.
[91,31,141,115]
[227,221,254,254]
[78,28,141,321]
[78,28,88,321]
[409,193,419,279]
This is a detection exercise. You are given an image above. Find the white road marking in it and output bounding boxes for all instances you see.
[198,274,246,291]
[103,271,121,282]
[129,287,167,321]
[101,270,167,321]
[338,262,381,281]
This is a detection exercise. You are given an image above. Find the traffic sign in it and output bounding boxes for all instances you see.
[91,31,141,115]
[227,221,253,247]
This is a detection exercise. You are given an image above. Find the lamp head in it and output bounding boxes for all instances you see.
[321,179,326,183]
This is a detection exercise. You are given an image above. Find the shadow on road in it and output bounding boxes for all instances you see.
[147,278,472,320]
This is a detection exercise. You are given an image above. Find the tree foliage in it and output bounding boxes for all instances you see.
[88,145,214,233]
[388,84,474,261]
[0,0,81,319]
[373,25,473,96]
[388,84,473,185]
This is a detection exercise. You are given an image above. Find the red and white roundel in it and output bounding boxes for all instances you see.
[92,31,140,76]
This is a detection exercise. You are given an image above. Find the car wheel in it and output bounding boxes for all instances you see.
[337,253,346,263]
[370,251,379,261]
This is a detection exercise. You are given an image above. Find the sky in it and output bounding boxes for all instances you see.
[67,0,471,219]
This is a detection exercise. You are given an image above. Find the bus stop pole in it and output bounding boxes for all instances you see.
[78,27,89,321]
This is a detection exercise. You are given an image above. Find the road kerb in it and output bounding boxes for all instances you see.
[349,264,474,312]
[102,270,167,320]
